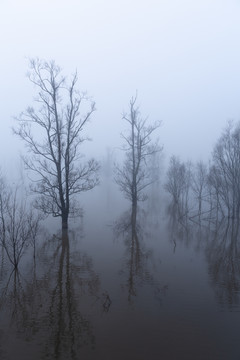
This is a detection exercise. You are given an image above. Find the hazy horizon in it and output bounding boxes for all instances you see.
[1,0,240,177]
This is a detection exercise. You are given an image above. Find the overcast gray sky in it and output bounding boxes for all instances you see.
[1,0,240,175]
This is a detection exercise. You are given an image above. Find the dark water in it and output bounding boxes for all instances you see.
[1,178,240,359]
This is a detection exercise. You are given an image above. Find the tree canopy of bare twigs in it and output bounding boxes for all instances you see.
[209,121,240,220]
[13,59,99,229]
[0,177,40,269]
[164,156,192,204]
[191,161,208,217]
[115,95,162,220]
[164,121,240,227]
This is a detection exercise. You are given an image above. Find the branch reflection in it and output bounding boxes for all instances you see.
[0,228,100,359]
[114,205,166,304]
[167,204,240,308]
[166,202,193,251]
[205,219,240,308]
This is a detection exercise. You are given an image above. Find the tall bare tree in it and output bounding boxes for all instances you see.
[14,59,99,229]
[115,95,162,222]
[209,121,240,221]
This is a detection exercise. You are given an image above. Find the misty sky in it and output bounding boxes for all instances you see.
[1,0,240,176]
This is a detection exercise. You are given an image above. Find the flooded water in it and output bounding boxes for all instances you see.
[1,176,240,360]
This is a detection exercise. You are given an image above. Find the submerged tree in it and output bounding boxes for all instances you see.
[164,156,185,205]
[209,121,240,221]
[191,161,208,218]
[14,59,99,229]
[0,178,40,269]
[164,156,193,226]
[164,156,192,204]
[115,95,162,222]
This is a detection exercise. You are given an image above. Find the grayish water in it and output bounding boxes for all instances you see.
[0,176,240,359]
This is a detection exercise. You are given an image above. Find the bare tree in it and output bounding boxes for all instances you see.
[0,174,9,246]
[0,180,40,269]
[164,156,192,222]
[191,161,208,218]
[207,165,225,221]
[14,59,99,229]
[209,121,240,221]
[115,95,162,222]
[164,156,188,204]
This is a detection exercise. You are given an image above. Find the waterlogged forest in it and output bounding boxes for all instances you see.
[1,60,240,359]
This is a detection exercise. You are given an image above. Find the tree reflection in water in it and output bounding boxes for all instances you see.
[114,205,166,304]
[205,219,240,309]
[167,204,240,309]
[166,202,193,251]
[0,228,100,359]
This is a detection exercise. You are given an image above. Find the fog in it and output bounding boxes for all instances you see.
[1,0,240,176]
[1,3,240,359]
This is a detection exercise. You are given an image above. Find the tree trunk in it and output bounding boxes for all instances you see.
[62,211,69,230]
[131,198,137,228]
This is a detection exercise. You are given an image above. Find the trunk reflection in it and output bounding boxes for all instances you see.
[0,228,100,359]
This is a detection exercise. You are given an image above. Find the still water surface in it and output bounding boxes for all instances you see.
[0,178,240,359]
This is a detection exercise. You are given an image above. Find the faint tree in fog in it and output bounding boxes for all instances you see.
[209,121,240,221]
[164,156,192,218]
[115,95,162,222]
[0,180,40,269]
[0,175,9,245]
[164,156,186,204]
[191,161,208,218]
[207,166,224,222]
[14,59,99,229]
[183,161,192,211]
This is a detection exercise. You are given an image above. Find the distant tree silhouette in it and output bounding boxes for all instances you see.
[191,161,208,219]
[164,156,187,205]
[164,121,240,228]
[115,95,162,222]
[14,59,99,229]
[209,121,240,221]
[0,177,40,268]
[164,156,192,219]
